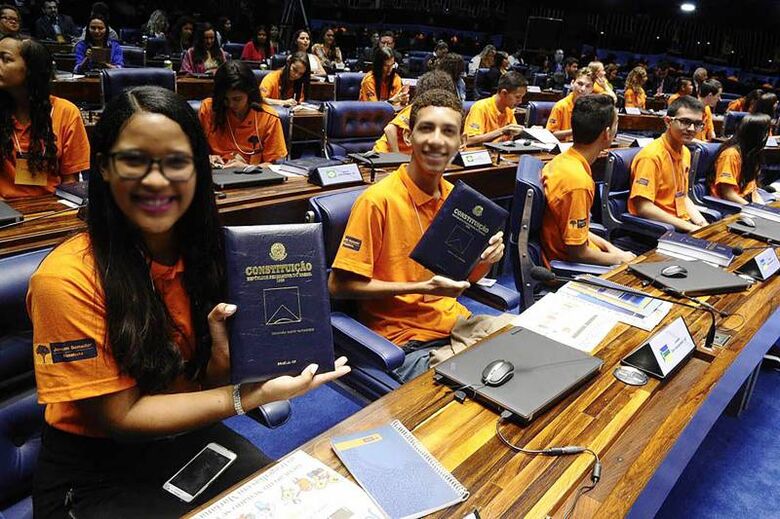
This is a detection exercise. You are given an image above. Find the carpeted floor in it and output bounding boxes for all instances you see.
[656,365,780,518]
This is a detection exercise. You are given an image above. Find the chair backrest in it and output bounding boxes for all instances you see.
[509,155,546,309]
[463,101,475,117]
[688,142,721,204]
[323,101,395,157]
[119,27,140,45]
[525,101,556,127]
[100,68,176,104]
[307,187,368,266]
[0,248,51,332]
[407,55,429,77]
[120,45,146,67]
[601,147,642,236]
[145,37,168,59]
[334,72,364,101]
[223,42,245,60]
[270,53,288,70]
[253,69,272,85]
[724,111,748,136]
[0,390,45,511]
[532,72,549,87]
[273,105,292,154]
[187,99,202,112]
[473,68,491,99]
[715,98,730,115]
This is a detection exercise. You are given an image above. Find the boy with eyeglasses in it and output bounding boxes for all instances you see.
[628,96,708,233]
[0,5,21,38]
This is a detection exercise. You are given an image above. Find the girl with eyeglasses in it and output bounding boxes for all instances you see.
[0,36,89,199]
[199,61,287,168]
[28,85,349,517]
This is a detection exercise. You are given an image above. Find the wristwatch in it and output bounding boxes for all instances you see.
[232,384,245,415]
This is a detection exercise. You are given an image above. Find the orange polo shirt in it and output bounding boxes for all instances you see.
[628,133,691,220]
[260,69,306,102]
[696,104,714,141]
[464,95,517,142]
[540,147,600,265]
[198,98,287,164]
[359,72,403,102]
[624,88,647,109]
[331,165,470,345]
[28,233,198,438]
[546,93,575,132]
[726,98,745,112]
[1,96,90,199]
[667,93,682,106]
[710,146,756,199]
[373,104,412,154]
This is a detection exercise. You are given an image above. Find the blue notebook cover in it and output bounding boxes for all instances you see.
[224,223,335,384]
[331,420,469,519]
[410,180,509,281]
[658,230,734,262]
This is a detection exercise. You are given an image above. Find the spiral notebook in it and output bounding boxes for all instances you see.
[331,420,469,519]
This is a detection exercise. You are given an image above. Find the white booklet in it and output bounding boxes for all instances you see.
[190,450,385,519]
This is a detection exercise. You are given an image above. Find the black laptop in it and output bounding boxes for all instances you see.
[483,141,543,154]
[434,327,603,422]
[0,201,23,227]
[728,217,780,244]
[212,167,287,189]
[348,152,410,168]
[628,260,751,296]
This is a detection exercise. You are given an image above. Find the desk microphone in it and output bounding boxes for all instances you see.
[529,266,718,350]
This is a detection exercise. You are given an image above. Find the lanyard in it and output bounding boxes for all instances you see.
[227,110,262,156]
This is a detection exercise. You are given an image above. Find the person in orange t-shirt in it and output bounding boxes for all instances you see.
[0,37,90,199]
[546,67,594,140]
[541,95,635,266]
[588,61,617,102]
[199,62,287,167]
[464,71,527,146]
[708,113,771,205]
[28,86,349,518]
[695,79,721,141]
[259,51,310,107]
[667,77,693,107]
[330,89,507,383]
[623,67,648,109]
[373,70,455,154]
[359,46,408,108]
[629,96,708,232]
[727,89,763,113]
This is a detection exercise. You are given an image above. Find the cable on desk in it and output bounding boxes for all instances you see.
[720,312,746,332]
[495,412,601,519]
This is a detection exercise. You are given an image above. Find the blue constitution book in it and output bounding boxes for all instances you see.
[409,180,509,280]
[224,223,335,384]
[331,420,469,519]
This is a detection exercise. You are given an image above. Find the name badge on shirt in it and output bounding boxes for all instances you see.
[674,191,687,218]
[14,152,48,186]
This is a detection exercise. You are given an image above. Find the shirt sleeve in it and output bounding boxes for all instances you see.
[714,150,740,189]
[330,194,384,279]
[262,115,288,163]
[260,73,279,99]
[73,41,87,73]
[546,103,562,131]
[629,155,659,203]
[464,104,486,137]
[556,188,592,246]
[359,76,378,102]
[111,41,124,68]
[180,49,194,74]
[57,103,91,177]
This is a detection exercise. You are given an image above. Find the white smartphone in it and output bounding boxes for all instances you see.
[162,442,237,503]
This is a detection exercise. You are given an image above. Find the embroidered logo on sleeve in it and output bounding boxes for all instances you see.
[342,236,362,252]
[636,178,650,186]
[719,171,733,178]
[569,218,587,228]
[45,339,98,364]
[469,122,481,130]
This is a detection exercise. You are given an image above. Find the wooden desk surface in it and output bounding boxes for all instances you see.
[186,212,780,518]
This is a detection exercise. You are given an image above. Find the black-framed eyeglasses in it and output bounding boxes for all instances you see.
[0,16,20,23]
[670,117,705,130]
[108,151,195,182]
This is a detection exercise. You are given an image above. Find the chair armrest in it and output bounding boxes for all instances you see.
[694,205,722,222]
[701,195,743,215]
[245,400,292,429]
[331,312,404,371]
[621,213,675,237]
[464,282,520,312]
[590,222,608,239]
[550,260,613,276]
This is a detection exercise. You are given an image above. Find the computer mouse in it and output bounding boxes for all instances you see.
[738,215,757,228]
[523,140,532,146]
[660,265,689,278]
[481,359,515,387]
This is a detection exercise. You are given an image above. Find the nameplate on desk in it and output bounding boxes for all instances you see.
[766,136,779,148]
[621,316,695,379]
[624,107,642,115]
[552,142,574,154]
[631,137,654,147]
[737,247,780,281]
[310,163,363,186]
[526,85,541,93]
[453,149,492,168]
[401,78,417,87]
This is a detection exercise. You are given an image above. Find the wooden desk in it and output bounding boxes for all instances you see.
[50,77,216,105]
[187,212,780,518]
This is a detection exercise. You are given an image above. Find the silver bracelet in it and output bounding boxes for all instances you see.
[232,384,245,416]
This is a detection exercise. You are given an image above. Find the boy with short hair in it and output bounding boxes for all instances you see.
[696,79,722,141]
[546,67,595,141]
[464,71,527,146]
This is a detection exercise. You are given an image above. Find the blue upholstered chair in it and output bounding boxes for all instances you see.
[509,156,611,309]
[223,42,245,60]
[473,68,492,100]
[714,98,731,115]
[531,72,549,88]
[252,69,272,85]
[100,68,176,105]
[322,101,395,158]
[270,53,288,70]
[407,54,431,77]
[724,111,748,136]
[118,27,141,45]
[144,37,169,59]
[463,101,475,117]
[307,188,520,399]
[524,101,556,127]
[333,72,364,101]
[688,142,743,215]
[120,46,146,68]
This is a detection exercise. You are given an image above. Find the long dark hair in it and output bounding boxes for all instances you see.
[371,46,396,101]
[292,29,310,52]
[280,51,310,102]
[88,86,223,393]
[751,93,778,118]
[709,113,770,192]
[84,14,109,47]
[192,22,224,66]
[168,15,194,52]
[0,37,57,175]
[211,61,263,133]
[252,25,271,55]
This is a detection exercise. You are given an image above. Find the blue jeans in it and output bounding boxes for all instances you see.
[392,338,451,383]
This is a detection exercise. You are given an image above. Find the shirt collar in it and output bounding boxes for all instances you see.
[565,147,592,177]
[399,164,449,207]
[150,257,185,281]
[661,133,682,161]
